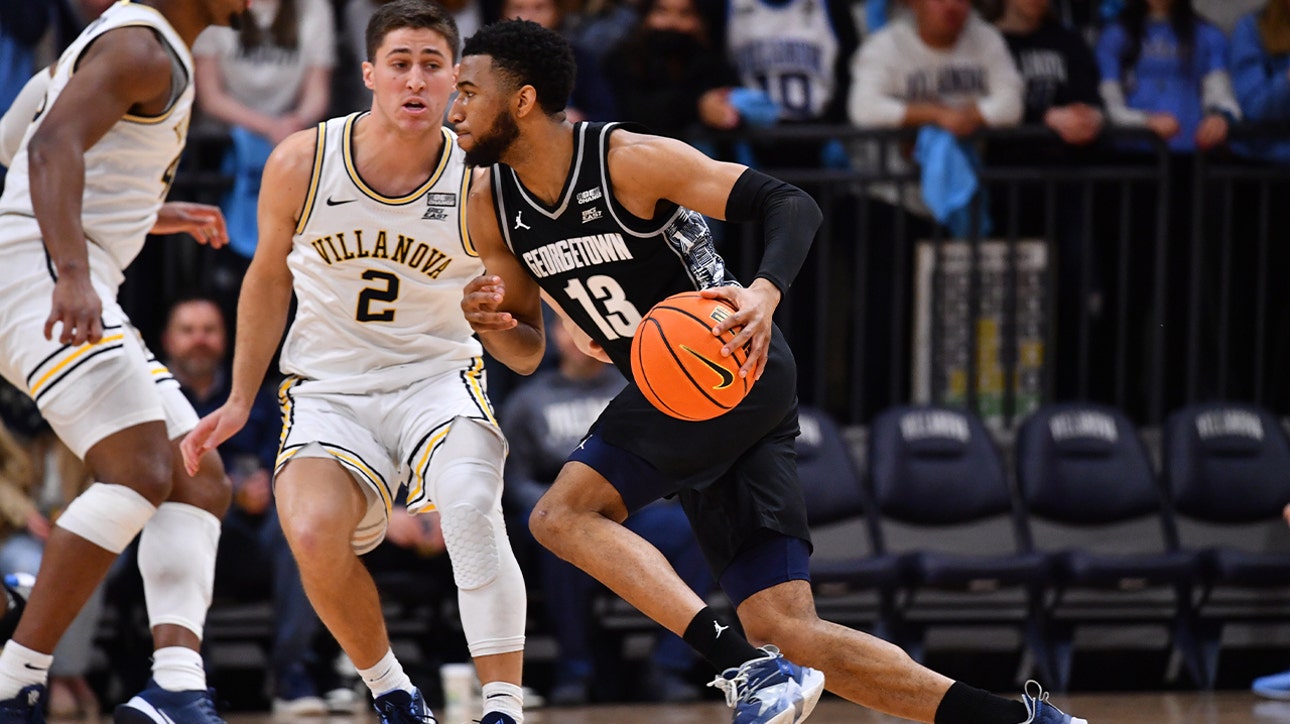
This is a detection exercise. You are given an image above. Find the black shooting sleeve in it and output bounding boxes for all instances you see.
[723,168,821,295]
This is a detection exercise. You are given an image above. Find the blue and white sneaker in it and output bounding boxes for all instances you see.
[476,713,517,724]
[707,646,825,724]
[373,688,436,724]
[0,683,45,723]
[1019,681,1087,724]
[1253,669,1290,700]
[113,680,224,723]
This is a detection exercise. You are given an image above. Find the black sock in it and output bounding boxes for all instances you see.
[934,681,1029,724]
[681,606,761,672]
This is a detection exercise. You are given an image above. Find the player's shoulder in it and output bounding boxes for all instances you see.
[466,165,496,206]
[605,127,689,170]
[266,123,325,179]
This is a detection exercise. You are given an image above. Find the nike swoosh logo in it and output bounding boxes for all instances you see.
[486,693,508,699]
[326,197,357,206]
[21,663,46,671]
[681,345,734,389]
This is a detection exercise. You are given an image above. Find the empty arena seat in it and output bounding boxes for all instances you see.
[867,405,1050,673]
[1016,403,1202,690]
[1163,403,1290,686]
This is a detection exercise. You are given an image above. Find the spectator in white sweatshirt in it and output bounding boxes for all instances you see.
[849,0,1024,136]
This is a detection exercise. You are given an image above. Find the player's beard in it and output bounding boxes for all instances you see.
[227,10,245,31]
[463,108,520,167]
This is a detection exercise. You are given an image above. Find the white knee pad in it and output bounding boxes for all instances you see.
[431,421,526,657]
[138,503,220,639]
[56,483,156,554]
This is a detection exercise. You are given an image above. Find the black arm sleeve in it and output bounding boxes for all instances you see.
[724,168,822,295]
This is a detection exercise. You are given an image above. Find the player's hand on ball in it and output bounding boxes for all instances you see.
[699,280,781,381]
[462,275,516,333]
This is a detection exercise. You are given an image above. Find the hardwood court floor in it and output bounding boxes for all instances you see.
[62,692,1282,724]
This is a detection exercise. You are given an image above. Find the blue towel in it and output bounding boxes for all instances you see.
[728,87,780,128]
[865,0,889,34]
[221,125,275,259]
[914,126,991,238]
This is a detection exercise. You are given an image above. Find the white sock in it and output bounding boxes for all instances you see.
[481,681,523,722]
[357,649,414,698]
[0,641,52,699]
[152,646,207,691]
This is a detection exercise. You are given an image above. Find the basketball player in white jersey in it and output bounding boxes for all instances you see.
[182,3,527,723]
[0,1,248,722]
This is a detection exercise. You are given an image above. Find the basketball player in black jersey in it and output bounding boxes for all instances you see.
[450,19,1085,724]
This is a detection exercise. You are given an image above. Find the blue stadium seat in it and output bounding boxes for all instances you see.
[1015,403,1202,691]
[868,405,1050,676]
[1163,403,1290,687]
[795,406,902,638]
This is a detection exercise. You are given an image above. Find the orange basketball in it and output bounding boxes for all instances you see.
[630,291,753,421]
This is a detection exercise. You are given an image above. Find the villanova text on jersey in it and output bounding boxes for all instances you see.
[905,65,989,102]
[307,229,453,279]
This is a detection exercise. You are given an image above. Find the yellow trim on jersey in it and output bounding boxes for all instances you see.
[28,334,126,397]
[459,168,477,257]
[324,445,394,514]
[407,425,452,505]
[464,357,498,425]
[343,117,452,204]
[277,376,301,447]
[294,123,328,235]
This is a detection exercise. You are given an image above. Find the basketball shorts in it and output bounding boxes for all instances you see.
[0,246,196,458]
[275,358,504,554]
[569,324,812,582]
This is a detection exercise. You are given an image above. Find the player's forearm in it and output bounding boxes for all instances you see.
[227,270,292,408]
[478,325,546,376]
[27,135,89,277]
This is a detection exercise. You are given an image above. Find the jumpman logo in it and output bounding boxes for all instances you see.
[713,621,729,638]
[514,210,531,231]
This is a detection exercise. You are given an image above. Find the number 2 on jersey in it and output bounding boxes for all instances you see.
[563,275,642,340]
[356,270,399,322]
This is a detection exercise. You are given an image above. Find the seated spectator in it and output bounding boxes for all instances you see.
[996,0,1104,147]
[498,0,617,121]
[847,0,1022,417]
[1095,0,1239,152]
[192,0,335,307]
[850,0,1024,139]
[603,0,743,140]
[723,0,860,168]
[500,319,710,706]
[158,298,344,715]
[1229,0,1290,164]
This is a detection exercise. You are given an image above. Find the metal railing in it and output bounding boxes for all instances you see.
[157,124,1290,428]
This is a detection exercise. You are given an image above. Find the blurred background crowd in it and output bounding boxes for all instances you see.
[3,0,1290,716]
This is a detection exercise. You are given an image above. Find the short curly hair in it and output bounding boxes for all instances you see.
[462,20,576,116]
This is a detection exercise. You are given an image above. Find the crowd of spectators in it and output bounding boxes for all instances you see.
[3,0,1290,714]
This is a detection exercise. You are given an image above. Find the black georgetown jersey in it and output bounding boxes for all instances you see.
[490,122,738,373]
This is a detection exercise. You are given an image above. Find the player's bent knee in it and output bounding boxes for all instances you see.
[174,451,232,517]
[139,503,219,638]
[56,483,157,553]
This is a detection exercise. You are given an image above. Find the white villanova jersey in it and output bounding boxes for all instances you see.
[0,0,193,289]
[727,0,839,121]
[282,113,484,391]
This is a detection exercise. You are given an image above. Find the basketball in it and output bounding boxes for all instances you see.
[630,291,753,421]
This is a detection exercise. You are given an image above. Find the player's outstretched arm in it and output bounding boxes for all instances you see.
[152,202,229,248]
[182,129,313,474]
[607,133,822,380]
[29,27,176,346]
[461,167,547,374]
